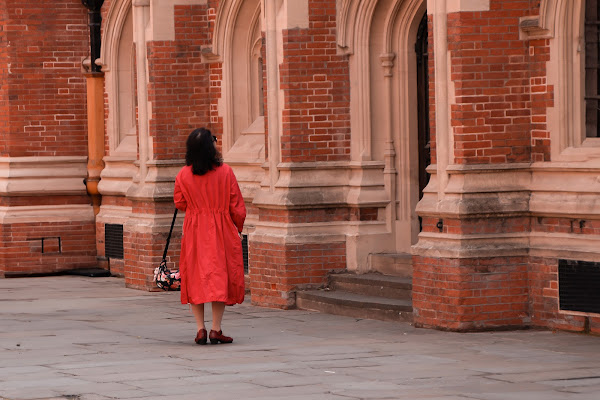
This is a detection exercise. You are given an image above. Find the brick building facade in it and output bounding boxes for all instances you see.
[1,0,599,334]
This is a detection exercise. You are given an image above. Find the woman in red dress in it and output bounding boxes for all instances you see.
[174,127,246,344]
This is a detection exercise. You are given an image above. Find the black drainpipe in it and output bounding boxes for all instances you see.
[81,0,104,73]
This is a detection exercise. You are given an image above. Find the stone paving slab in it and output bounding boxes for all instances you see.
[1,276,600,400]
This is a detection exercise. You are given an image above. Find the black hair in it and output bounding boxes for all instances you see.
[185,128,222,175]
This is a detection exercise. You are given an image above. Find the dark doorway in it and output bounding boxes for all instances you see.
[415,12,430,202]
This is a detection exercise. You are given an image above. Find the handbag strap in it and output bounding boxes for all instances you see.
[162,208,178,261]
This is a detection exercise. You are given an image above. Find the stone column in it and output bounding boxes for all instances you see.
[249,0,352,308]
[121,0,211,290]
[413,0,533,331]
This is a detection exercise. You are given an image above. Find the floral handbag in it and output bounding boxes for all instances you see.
[153,209,181,291]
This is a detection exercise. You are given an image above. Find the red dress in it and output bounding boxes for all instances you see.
[174,164,246,306]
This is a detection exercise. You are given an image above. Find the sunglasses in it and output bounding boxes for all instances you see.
[212,135,217,143]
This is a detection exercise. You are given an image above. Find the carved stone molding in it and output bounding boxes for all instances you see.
[0,205,95,224]
[519,0,557,39]
[380,53,395,78]
[0,156,88,196]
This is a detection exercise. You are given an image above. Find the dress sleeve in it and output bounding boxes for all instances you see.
[174,172,187,211]
[228,167,246,233]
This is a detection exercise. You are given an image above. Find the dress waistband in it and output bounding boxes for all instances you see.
[185,208,227,215]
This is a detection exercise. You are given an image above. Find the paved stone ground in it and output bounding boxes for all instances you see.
[1,276,600,400]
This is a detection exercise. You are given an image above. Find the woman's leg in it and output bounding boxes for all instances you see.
[190,303,205,331]
[211,301,226,331]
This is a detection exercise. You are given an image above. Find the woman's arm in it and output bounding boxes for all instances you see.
[228,168,246,233]
[174,173,187,211]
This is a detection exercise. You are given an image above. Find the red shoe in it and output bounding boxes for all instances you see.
[209,330,233,344]
[195,329,207,345]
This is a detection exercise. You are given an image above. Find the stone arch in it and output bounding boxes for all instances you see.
[337,0,426,251]
[337,0,425,160]
[337,0,378,160]
[209,0,246,63]
[98,0,136,156]
[204,0,264,161]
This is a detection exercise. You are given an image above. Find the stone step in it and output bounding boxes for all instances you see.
[296,289,413,323]
[369,253,413,278]
[330,273,412,301]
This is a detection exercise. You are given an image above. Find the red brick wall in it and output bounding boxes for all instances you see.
[249,240,346,308]
[0,1,97,277]
[122,201,182,290]
[0,0,88,157]
[417,216,531,331]
[279,0,350,163]
[412,2,568,331]
[528,258,600,335]
[124,228,182,290]
[528,36,552,162]
[147,4,211,160]
[427,14,436,164]
[259,208,379,223]
[413,255,530,331]
[0,221,97,277]
[207,1,223,136]
[0,2,8,154]
[420,216,530,235]
[208,61,223,137]
[447,1,549,164]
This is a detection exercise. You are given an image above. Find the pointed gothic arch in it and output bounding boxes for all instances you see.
[203,0,264,158]
[337,0,426,255]
[98,0,137,156]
